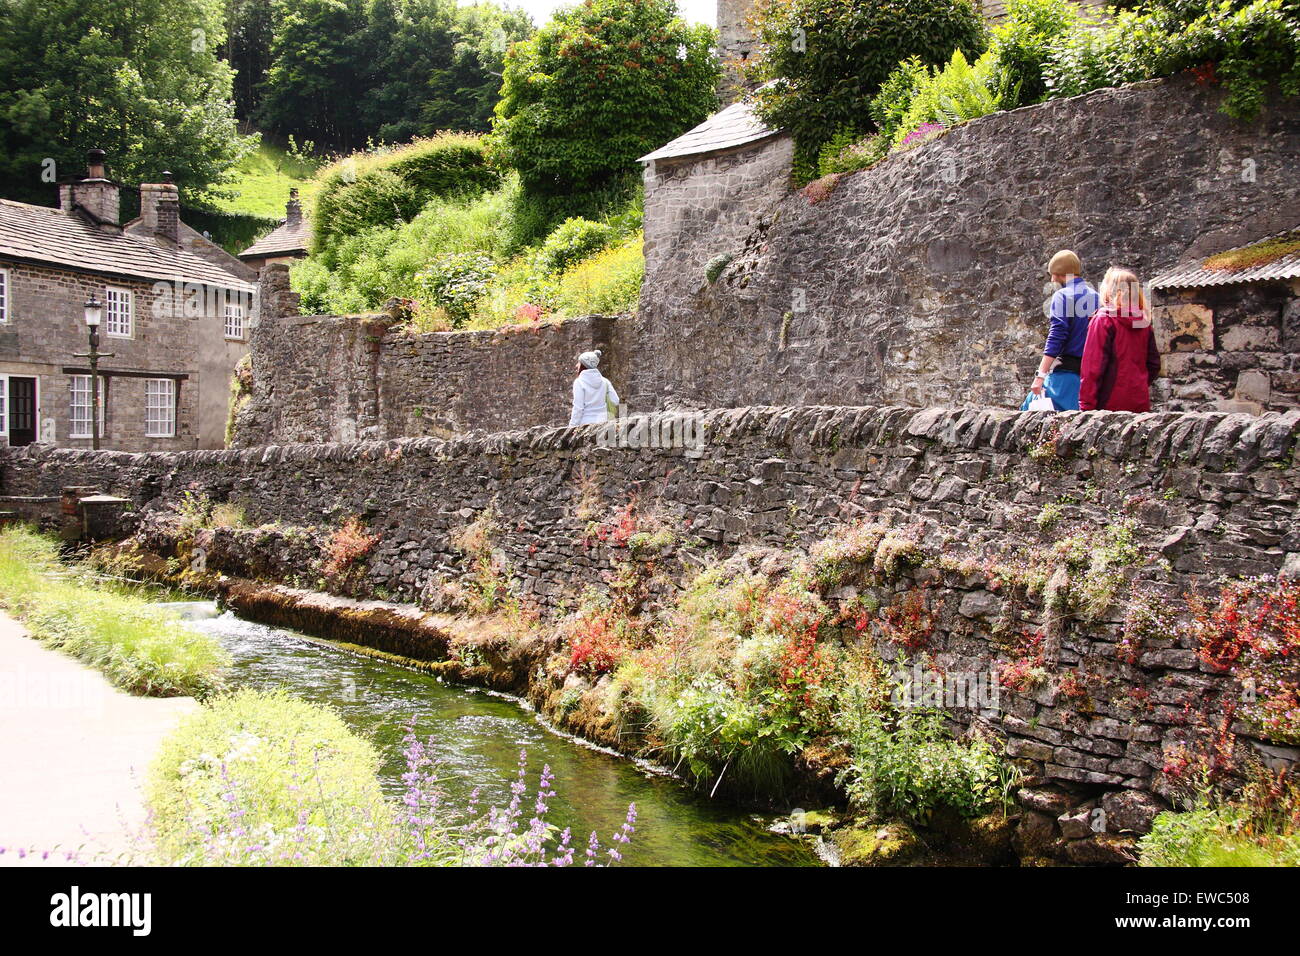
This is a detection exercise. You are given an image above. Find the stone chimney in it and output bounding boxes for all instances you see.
[285,187,302,228]
[139,171,180,244]
[58,148,121,227]
[717,0,758,102]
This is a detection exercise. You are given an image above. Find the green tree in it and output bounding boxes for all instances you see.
[257,0,532,151]
[225,0,276,120]
[0,0,252,205]
[258,0,371,150]
[747,0,987,176]
[492,0,719,198]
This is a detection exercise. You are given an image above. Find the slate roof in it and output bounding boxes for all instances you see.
[638,99,781,164]
[0,198,255,292]
[1151,228,1300,290]
[238,215,310,260]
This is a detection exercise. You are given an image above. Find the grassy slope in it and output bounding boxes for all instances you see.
[214,141,321,219]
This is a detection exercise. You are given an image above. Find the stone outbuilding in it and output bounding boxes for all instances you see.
[0,150,256,451]
[1151,229,1300,413]
[637,98,792,318]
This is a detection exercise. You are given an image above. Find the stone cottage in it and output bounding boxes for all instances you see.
[0,150,257,451]
[1151,229,1300,413]
[238,189,310,273]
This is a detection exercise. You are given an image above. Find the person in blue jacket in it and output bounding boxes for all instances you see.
[1022,249,1100,411]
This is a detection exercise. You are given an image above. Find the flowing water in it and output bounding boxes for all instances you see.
[175,604,818,867]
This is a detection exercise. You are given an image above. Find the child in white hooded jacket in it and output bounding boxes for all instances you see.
[569,350,619,426]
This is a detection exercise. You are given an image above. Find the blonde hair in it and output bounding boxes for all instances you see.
[1099,267,1147,312]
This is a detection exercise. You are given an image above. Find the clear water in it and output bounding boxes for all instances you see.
[180,607,818,867]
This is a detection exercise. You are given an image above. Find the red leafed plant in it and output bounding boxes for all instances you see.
[324,516,380,579]
[568,610,624,676]
[880,588,934,652]
[1189,579,1300,743]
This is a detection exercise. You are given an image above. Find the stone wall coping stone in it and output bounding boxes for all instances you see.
[5,405,1296,474]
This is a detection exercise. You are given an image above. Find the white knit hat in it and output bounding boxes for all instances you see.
[578,349,601,369]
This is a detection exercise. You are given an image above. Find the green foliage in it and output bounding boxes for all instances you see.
[990,0,1082,106]
[1139,771,1300,867]
[747,0,988,179]
[704,253,733,284]
[534,218,618,275]
[311,133,500,253]
[869,57,933,144]
[257,0,533,151]
[816,133,891,178]
[550,234,644,316]
[1043,0,1300,120]
[178,205,281,256]
[0,527,229,698]
[492,0,720,200]
[650,674,796,797]
[416,252,497,326]
[147,689,401,865]
[834,685,1011,824]
[293,172,644,325]
[0,0,254,205]
[890,50,1017,145]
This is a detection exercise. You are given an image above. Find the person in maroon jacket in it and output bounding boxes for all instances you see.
[1079,267,1161,412]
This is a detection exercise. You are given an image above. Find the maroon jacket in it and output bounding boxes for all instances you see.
[1079,305,1160,412]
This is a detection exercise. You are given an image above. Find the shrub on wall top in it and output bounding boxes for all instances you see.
[534,217,619,275]
[989,0,1083,108]
[1043,0,1300,120]
[311,133,501,253]
[747,0,988,179]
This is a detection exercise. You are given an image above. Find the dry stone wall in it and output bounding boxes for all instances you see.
[233,291,619,445]
[5,404,1298,813]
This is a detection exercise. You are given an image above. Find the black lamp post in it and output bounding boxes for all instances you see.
[77,294,112,450]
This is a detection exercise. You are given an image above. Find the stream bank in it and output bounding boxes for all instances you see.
[109,544,1024,866]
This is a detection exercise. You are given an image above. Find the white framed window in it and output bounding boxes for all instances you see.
[105,286,133,337]
[0,268,9,323]
[224,301,245,340]
[69,374,104,439]
[0,376,7,436]
[145,378,176,438]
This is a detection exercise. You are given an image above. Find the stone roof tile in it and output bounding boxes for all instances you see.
[0,198,254,292]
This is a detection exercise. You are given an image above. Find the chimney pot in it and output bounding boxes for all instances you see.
[86,148,107,178]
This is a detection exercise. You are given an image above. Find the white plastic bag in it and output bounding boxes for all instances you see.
[1026,393,1056,412]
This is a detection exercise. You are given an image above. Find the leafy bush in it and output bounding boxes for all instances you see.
[0,526,229,698]
[815,127,891,177]
[748,0,988,179]
[416,253,498,326]
[1043,0,1300,120]
[535,218,618,275]
[834,687,1010,823]
[990,0,1083,106]
[311,133,500,252]
[491,0,719,201]
[292,178,519,314]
